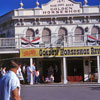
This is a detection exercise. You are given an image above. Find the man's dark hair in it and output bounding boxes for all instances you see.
[9,60,19,69]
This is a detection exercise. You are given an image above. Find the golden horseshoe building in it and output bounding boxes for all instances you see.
[0,0,100,84]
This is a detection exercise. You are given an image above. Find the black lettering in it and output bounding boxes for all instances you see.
[39,49,42,56]
[68,50,70,55]
[91,47,95,54]
[71,50,73,55]
[64,50,67,55]
[84,49,87,54]
[55,50,58,55]
[43,50,46,56]
[77,50,80,55]
[87,49,90,54]
[80,49,83,55]
[95,49,100,54]
[45,50,48,56]
[60,49,64,56]
[74,50,76,55]
[49,50,51,56]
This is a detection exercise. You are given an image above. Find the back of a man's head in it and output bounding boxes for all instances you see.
[9,60,19,69]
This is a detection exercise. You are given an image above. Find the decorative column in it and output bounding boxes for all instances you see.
[97,56,100,83]
[63,57,68,84]
[30,58,33,85]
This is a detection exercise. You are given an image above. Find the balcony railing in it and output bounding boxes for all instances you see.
[0,35,98,49]
[0,38,15,48]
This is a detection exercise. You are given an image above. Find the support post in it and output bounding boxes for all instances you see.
[30,58,33,85]
[63,57,67,84]
[97,56,100,83]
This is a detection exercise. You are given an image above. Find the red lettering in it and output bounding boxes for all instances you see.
[24,51,29,56]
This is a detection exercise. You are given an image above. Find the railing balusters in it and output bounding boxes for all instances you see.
[0,34,97,49]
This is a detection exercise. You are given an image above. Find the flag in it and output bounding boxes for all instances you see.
[87,35,96,45]
[21,37,40,47]
[97,38,100,45]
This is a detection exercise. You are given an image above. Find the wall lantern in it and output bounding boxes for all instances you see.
[35,29,39,34]
[85,27,89,32]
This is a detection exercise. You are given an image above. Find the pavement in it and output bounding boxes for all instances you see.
[21,82,100,87]
[21,83,100,100]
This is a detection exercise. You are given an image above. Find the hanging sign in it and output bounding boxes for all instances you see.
[20,46,100,58]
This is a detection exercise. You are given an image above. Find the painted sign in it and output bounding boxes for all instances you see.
[42,0,82,15]
[20,46,100,58]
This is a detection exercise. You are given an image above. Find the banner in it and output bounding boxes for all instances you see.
[87,35,100,45]
[20,46,100,58]
[97,38,100,45]
[87,35,96,45]
[21,37,40,47]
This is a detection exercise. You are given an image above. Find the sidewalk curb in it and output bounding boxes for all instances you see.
[21,83,100,87]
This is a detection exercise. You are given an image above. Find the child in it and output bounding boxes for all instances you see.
[35,69,40,84]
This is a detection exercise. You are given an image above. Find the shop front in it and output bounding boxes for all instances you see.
[67,58,84,82]
[36,58,61,83]
[20,46,100,84]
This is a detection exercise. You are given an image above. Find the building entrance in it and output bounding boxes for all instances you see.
[67,59,84,82]
[42,59,61,83]
[89,58,97,82]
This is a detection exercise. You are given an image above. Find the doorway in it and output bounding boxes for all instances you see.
[42,59,61,83]
[67,59,84,82]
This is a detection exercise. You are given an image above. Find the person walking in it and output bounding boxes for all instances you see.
[0,60,21,100]
[2,66,6,76]
[17,64,24,84]
[22,63,27,84]
[48,65,54,81]
[0,66,3,78]
[35,69,40,84]
[26,65,31,84]
[32,63,36,84]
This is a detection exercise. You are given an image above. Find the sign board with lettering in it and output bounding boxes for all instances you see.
[41,0,82,15]
[20,46,100,58]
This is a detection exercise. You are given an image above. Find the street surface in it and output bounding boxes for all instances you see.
[21,84,100,100]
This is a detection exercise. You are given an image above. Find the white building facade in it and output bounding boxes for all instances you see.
[0,0,100,84]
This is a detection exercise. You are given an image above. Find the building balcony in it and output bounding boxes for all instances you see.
[0,35,98,50]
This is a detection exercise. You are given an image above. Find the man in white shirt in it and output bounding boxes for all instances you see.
[0,60,21,100]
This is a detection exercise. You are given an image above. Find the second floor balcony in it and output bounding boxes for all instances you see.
[0,34,99,49]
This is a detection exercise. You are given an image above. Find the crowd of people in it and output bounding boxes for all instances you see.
[0,62,40,85]
[0,61,61,85]
[0,60,60,100]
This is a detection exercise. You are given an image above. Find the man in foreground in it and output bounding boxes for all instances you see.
[0,60,21,100]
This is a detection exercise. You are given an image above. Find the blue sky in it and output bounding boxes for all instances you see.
[0,0,100,16]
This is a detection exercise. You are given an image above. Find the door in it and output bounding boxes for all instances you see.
[67,60,84,82]
[42,59,61,83]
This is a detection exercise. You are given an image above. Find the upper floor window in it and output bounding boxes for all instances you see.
[74,27,84,42]
[42,28,51,43]
[91,26,100,39]
[58,27,67,43]
[26,28,35,40]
